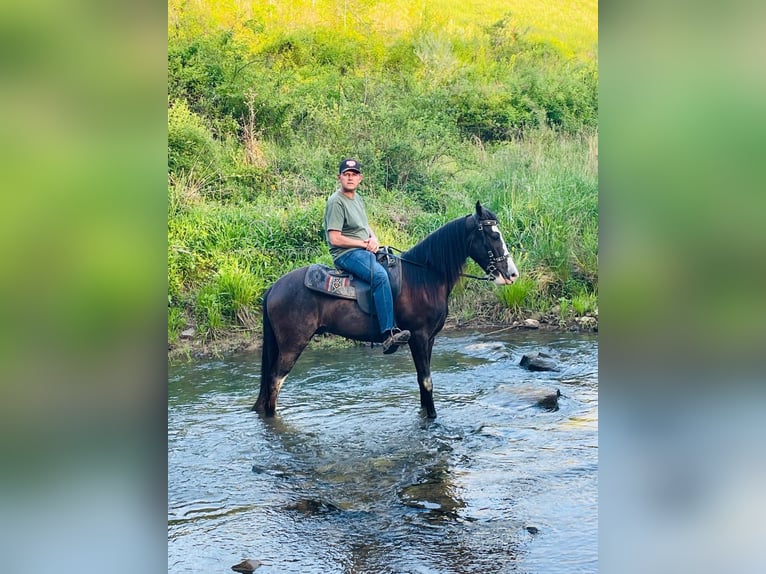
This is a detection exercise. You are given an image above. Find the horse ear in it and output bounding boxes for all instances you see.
[475,201,483,217]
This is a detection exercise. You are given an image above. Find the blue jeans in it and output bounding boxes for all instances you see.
[334,249,394,334]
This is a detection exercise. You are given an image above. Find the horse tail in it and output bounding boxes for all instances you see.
[254,286,277,413]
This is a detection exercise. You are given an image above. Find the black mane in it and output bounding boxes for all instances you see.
[402,216,470,290]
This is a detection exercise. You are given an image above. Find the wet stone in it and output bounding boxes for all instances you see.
[535,389,562,412]
[231,559,264,572]
[519,351,559,372]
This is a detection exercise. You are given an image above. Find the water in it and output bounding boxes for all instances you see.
[168,330,597,573]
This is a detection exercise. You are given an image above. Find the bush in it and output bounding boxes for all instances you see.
[168,99,220,176]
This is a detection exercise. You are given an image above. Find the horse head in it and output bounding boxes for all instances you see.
[467,201,519,285]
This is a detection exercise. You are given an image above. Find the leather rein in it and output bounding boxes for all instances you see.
[384,215,509,282]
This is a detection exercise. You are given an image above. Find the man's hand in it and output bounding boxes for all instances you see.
[365,236,379,252]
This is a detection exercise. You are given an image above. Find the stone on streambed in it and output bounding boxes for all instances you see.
[399,481,464,517]
[231,559,265,572]
[519,351,559,372]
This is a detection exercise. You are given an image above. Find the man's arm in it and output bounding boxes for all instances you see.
[328,229,379,252]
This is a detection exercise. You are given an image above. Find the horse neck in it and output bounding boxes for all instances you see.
[403,216,469,292]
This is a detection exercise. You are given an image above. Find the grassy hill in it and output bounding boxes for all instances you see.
[167,0,598,350]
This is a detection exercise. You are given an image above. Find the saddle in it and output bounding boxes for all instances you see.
[304,247,402,315]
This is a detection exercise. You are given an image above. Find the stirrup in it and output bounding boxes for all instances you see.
[382,328,410,354]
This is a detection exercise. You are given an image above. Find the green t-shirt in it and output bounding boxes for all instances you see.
[324,190,370,260]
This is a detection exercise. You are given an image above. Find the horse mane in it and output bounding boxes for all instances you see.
[402,216,469,290]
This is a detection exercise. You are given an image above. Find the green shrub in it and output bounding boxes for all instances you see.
[168,99,219,175]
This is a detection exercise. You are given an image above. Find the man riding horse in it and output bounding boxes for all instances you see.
[324,158,411,354]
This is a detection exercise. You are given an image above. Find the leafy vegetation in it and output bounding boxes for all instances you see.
[167,0,598,343]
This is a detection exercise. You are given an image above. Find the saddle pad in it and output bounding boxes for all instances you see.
[304,250,402,316]
[304,264,357,300]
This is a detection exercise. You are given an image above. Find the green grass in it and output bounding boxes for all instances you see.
[571,291,598,315]
[497,276,536,312]
[168,306,186,343]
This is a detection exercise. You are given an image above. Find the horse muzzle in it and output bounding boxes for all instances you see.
[494,274,517,285]
[492,259,518,285]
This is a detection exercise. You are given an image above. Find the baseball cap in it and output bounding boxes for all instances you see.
[338,158,362,174]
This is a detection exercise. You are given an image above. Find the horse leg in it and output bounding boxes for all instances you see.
[255,341,309,416]
[254,295,313,415]
[409,334,437,419]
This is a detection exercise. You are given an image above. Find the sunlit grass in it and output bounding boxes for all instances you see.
[169,0,597,58]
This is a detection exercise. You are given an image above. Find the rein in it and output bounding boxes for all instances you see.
[383,214,505,282]
[386,246,493,281]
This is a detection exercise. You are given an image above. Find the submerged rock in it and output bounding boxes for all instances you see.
[535,389,562,412]
[399,479,465,517]
[284,498,342,514]
[519,352,559,372]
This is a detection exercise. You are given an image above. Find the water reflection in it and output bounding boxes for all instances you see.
[168,331,597,573]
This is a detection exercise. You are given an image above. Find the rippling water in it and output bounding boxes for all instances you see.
[168,330,597,573]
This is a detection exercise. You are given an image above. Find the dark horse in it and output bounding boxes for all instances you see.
[254,201,518,419]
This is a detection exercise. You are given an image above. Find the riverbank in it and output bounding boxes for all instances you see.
[167,310,597,361]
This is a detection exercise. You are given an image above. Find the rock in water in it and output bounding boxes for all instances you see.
[284,498,341,514]
[519,352,559,372]
[231,559,264,573]
[536,389,562,411]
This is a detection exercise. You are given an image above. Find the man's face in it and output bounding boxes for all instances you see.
[338,170,362,191]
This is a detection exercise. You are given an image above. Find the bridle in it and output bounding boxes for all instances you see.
[467,214,510,282]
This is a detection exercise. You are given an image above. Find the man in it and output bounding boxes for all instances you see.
[323,158,411,354]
